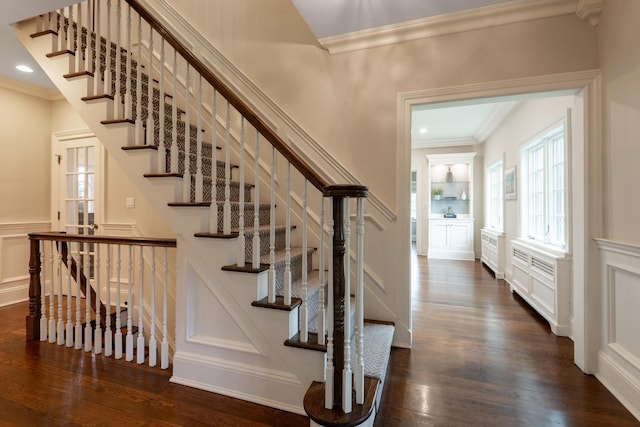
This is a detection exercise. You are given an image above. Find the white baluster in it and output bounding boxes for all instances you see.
[104,1,112,97]
[84,242,92,351]
[134,14,143,146]
[268,147,276,303]
[115,245,123,359]
[126,245,134,361]
[238,118,246,267]
[156,39,166,173]
[137,246,145,364]
[161,247,169,369]
[182,65,191,202]
[223,102,232,235]
[209,90,218,233]
[75,3,83,73]
[93,1,102,95]
[94,244,103,354]
[85,1,92,91]
[58,9,65,53]
[39,241,47,342]
[342,198,352,414]
[114,0,122,118]
[284,163,292,306]
[195,76,203,202]
[209,88,218,234]
[48,241,55,342]
[55,243,64,345]
[74,243,91,351]
[355,198,365,404]
[105,244,112,356]
[149,247,157,367]
[170,50,178,173]
[124,3,132,119]
[145,28,154,147]
[325,197,334,410]
[252,132,260,269]
[66,242,73,348]
[67,5,75,72]
[301,179,308,342]
[319,198,326,345]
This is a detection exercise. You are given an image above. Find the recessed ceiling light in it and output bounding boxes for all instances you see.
[16,65,34,73]
[419,127,428,134]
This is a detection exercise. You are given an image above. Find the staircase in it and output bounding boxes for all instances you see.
[16,1,394,425]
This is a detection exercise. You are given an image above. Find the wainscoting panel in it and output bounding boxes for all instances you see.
[595,239,640,421]
[0,222,50,307]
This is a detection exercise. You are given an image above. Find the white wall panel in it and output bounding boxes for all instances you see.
[596,239,640,421]
[0,222,50,307]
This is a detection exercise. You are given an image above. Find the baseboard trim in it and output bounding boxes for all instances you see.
[171,351,307,416]
[0,283,29,308]
[597,351,640,421]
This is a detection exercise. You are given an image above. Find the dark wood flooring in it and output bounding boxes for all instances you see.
[0,302,308,426]
[374,255,639,426]
[1,254,638,426]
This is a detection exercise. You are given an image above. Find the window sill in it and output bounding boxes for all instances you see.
[514,238,570,259]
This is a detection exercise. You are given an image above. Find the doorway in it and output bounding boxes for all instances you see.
[398,70,602,374]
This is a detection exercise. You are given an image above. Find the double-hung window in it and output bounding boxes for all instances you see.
[520,119,568,250]
[485,160,503,230]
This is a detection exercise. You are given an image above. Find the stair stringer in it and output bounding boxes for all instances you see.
[16,22,326,415]
[171,235,325,415]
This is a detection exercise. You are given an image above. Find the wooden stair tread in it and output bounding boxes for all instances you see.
[304,377,379,427]
[252,296,301,311]
[284,332,325,352]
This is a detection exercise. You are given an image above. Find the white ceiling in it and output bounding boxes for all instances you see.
[290,0,514,38]
[0,0,74,89]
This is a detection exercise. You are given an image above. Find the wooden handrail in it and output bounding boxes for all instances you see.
[125,0,332,193]
[29,232,176,247]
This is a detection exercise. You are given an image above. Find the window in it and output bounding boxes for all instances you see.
[520,120,567,249]
[485,160,503,230]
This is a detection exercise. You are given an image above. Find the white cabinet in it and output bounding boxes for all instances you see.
[509,240,572,336]
[481,228,505,279]
[428,219,475,260]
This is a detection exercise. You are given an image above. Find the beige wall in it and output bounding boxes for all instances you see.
[483,95,582,276]
[599,0,640,244]
[0,84,51,222]
[166,0,599,210]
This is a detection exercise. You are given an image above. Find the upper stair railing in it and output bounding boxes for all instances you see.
[31,0,369,415]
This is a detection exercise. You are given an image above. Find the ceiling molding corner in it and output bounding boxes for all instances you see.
[0,75,62,101]
[473,101,520,143]
[412,137,478,150]
[575,0,604,26]
[319,0,578,55]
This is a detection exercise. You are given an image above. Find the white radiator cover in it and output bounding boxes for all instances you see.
[509,239,572,336]
[481,228,505,279]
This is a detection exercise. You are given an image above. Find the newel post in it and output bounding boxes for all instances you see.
[325,185,368,411]
[26,237,42,341]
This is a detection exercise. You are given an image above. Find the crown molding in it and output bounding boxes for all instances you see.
[0,75,62,101]
[474,101,520,143]
[318,0,578,54]
[412,137,477,150]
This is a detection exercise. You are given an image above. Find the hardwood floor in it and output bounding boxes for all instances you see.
[374,254,639,426]
[0,302,308,426]
[1,254,638,426]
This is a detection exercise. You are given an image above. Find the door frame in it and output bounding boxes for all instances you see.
[51,129,104,233]
[397,69,603,373]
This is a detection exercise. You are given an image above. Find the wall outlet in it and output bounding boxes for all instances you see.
[126,197,135,208]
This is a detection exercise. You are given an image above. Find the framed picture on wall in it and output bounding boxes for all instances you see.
[505,166,517,200]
